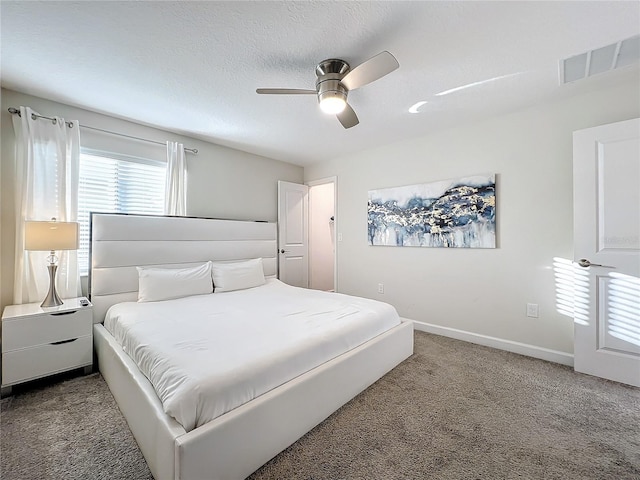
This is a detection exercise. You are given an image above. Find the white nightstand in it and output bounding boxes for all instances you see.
[1,297,93,395]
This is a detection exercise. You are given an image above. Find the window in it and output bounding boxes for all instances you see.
[78,150,166,275]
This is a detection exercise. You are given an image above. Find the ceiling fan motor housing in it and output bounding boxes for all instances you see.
[315,59,350,106]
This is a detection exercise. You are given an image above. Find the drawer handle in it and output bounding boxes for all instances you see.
[50,338,78,345]
[50,311,77,316]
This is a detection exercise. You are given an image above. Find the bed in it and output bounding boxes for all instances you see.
[90,213,414,480]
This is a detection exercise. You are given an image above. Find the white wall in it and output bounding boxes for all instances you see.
[1,88,303,312]
[309,181,335,291]
[305,75,640,356]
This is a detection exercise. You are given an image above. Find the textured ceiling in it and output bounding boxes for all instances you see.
[2,1,639,166]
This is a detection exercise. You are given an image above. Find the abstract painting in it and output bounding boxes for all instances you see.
[368,174,496,248]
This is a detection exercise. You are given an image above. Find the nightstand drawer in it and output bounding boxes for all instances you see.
[2,308,92,351]
[1,335,92,385]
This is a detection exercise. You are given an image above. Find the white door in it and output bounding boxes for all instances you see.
[277,181,309,288]
[573,118,640,387]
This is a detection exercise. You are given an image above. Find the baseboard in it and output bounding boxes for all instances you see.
[406,319,574,367]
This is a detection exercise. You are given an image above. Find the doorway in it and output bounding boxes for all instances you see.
[308,177,336,292]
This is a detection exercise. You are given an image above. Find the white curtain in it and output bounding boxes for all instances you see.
[165,141,187,216]
[12,106,81,305]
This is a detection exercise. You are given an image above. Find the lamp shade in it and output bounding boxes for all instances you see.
[24,220,79,251]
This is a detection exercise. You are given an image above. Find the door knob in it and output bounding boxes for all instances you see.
[280,249,288,254]
[577,258,614,268]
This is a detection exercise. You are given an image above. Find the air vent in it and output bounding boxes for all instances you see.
[561,35,640,84]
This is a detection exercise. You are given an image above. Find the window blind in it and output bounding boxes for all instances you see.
[78,151,166,275]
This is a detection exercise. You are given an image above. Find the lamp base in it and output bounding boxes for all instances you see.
[41,263,63,308]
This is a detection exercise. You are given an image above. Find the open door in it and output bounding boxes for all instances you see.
[573,118,640,387]
[277,181,309,288]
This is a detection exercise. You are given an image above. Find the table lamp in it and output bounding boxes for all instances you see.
[24,218,79,307]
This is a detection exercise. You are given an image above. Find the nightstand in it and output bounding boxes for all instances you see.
[1,297,93,396]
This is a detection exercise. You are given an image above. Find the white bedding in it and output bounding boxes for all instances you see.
[104,279,400,432]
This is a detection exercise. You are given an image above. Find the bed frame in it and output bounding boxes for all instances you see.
[90,213,414,480]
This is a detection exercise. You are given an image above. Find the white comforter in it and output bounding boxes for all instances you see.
[104,279,400,432]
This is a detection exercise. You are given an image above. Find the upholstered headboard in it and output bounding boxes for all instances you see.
[89,213,277,323]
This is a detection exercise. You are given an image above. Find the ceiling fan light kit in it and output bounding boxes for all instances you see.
[319,92,347,114]
[257,51,399,129]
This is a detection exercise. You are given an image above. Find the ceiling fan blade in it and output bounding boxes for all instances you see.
[256,88,316,95]
[341,51,399,91]
[337,103,359,129]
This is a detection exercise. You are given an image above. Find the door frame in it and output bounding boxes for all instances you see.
[307,176,338,292]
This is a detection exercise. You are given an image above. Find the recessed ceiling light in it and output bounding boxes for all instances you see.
[408,101,428,113]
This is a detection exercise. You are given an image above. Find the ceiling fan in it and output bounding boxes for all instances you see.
[256,51,399,129]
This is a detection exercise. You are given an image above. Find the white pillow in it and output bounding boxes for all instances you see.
[211,258,266,292]
[137,262,213,302]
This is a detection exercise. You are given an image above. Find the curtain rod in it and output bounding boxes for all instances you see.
[7,107,198,154]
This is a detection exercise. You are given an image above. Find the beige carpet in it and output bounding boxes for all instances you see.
[2,331,639,479]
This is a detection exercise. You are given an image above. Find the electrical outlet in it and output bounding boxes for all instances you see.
[526,303,539,318]
[378,283,384,294]
[337,233,343,242]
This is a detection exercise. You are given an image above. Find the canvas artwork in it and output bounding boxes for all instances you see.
[368,174,496,248]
